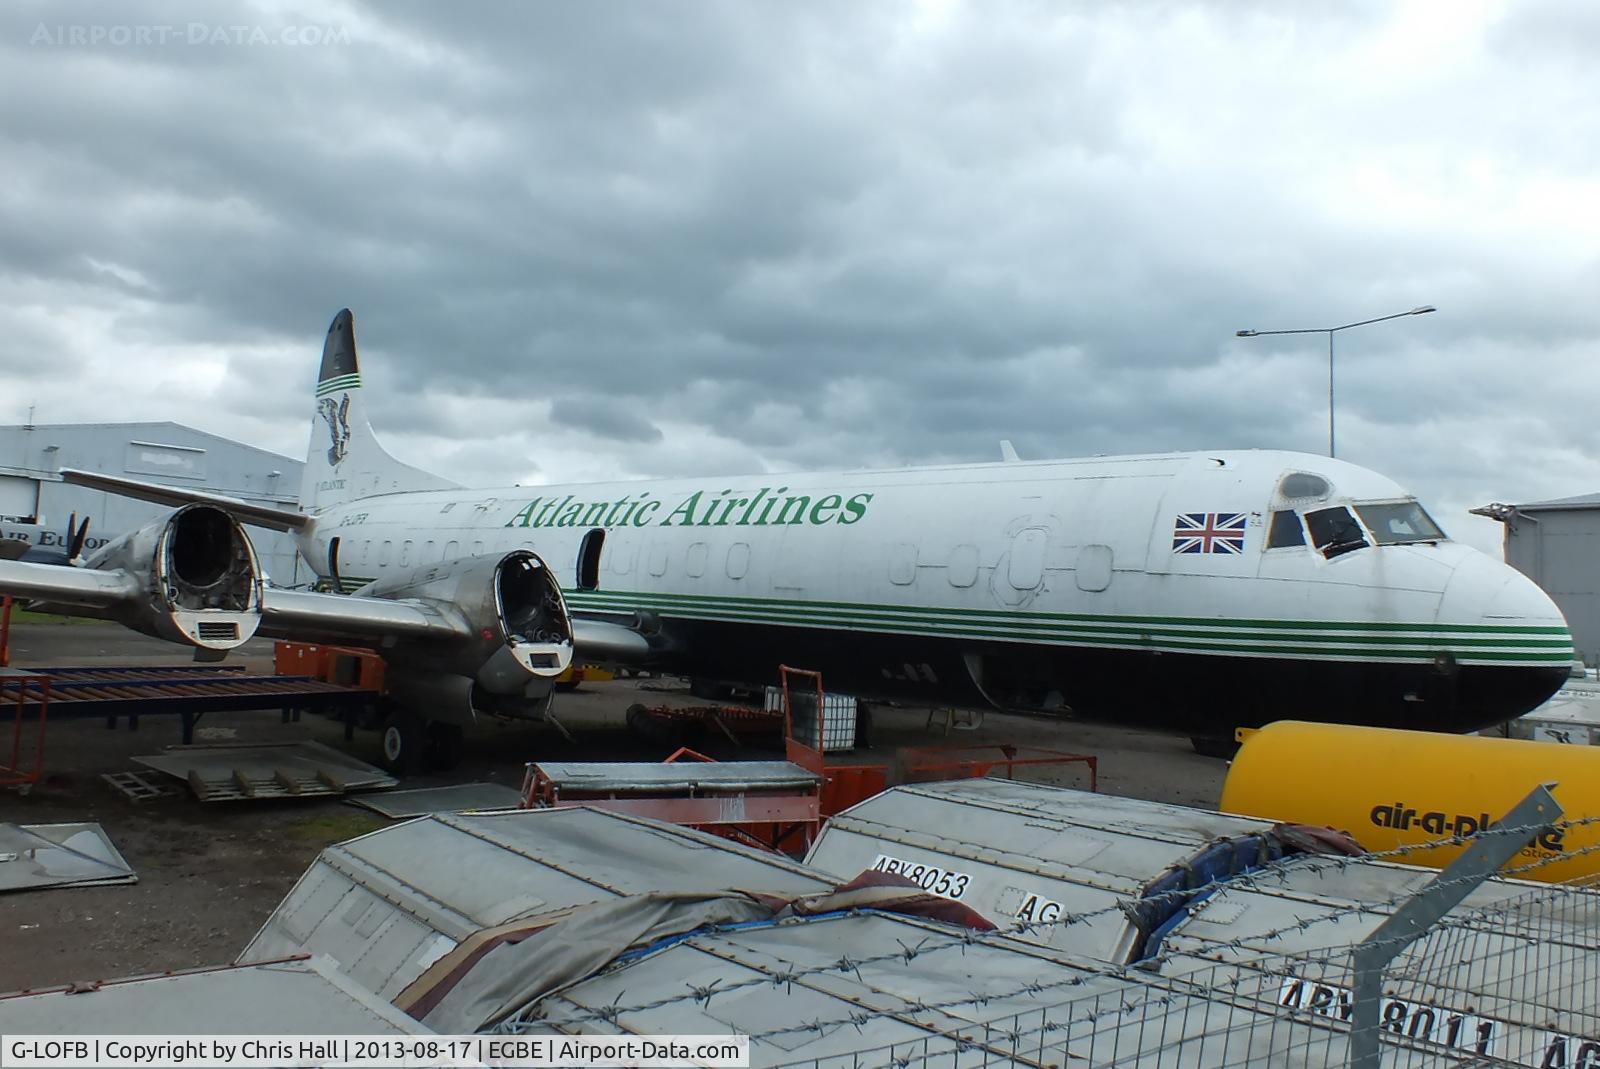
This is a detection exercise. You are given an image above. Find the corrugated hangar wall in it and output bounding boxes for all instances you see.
[0,422,307,586]
[1503,496,1600,667]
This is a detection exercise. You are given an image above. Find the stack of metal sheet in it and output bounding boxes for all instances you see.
[132,740,396,801]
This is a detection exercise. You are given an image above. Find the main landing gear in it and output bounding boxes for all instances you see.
[378,703,465,775]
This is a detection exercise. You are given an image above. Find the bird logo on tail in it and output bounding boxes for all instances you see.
[319,394,352,467]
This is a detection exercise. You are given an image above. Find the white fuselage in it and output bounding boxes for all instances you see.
[297,448,1571,736]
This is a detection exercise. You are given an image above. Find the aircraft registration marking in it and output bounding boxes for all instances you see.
[870,854,972,899]
[1278,975,1502,1058]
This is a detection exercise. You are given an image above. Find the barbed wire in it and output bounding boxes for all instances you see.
[493,812,1599,1048]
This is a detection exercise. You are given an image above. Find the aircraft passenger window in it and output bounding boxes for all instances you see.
[577,529,604,590]
[608,537,637,576]
[725,543,750,580]
[1278,472,1332,501]
[947,545,979,588]
[685,541,708,579]
[472,540,484,556]
[424,540,436,562]
[1076,544,1113,592]
[399,540,412,567]
[379,541,393,566]
[888,544,917,586]
[1304,507,1368,559]
[1354,502,1446,545]
[445,540,459,558]
[1266,511,1306,548]
[361,540,371,564]
[647,543,669,578]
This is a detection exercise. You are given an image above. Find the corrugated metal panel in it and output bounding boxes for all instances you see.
[348,782,523,818]
[1153,861,1600,1065]
[0,956,430,1034]
[1505,508,1600,666]
[532,760,819,792]
[0,474,39,522]
[241,807,833,999]
[1515,492,1600,511]
[807,779,1598,1065]
[514,911,1448,1068]
[806,779,1277,961]
[0,421,306,585]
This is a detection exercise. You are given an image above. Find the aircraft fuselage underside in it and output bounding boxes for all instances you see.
[645,615,1566,736]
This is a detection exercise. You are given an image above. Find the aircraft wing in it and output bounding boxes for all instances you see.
[258,587,469,645]
[59,468,310,532]
[0,556,455,639]
[0,559,140,610]
[261,593,649,659]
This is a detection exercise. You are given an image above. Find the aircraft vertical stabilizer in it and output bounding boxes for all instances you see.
[302,309,458,512]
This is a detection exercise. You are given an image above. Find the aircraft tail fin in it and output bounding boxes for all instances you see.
[301,309,459,513]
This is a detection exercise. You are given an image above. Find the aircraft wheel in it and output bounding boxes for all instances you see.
[425,722,465,771]
[380,709,426,775]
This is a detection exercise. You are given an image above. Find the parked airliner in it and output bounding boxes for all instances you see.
[0,310,1571,770]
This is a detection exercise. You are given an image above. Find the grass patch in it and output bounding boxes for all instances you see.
[286,809,386,845]
[5,608,97,625]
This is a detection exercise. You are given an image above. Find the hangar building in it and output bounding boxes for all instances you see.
[1475,492,1600,667]
[0,421,307,586]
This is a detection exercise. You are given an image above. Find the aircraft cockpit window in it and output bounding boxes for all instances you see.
[1355,502,1446,545]
[1304,507,1369,559]
[1278,472,1331,501]
[1266,510,1306,548]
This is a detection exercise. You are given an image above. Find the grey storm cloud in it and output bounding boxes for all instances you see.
[1,0,1599,550]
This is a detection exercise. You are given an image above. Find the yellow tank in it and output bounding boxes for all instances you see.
[1218,720,1594,884]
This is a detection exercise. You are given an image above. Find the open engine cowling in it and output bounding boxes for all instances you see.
[81,504,263,650]
[356,549,574,712]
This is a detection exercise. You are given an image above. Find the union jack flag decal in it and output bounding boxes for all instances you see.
[1173,512,1247,554]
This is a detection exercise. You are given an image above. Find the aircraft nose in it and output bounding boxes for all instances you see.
[1437,553,1569,642]
[1434,553,1573,723]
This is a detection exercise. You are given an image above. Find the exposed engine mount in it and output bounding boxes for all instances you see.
[355,549,575,721]
[80,505,263,650]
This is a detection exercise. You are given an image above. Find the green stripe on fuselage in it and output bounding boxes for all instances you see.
[324,578,1571,663]
[563,589,1570,663]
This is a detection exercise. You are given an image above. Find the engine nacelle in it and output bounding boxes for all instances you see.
[357,550,574,702]
[81,505,263,650]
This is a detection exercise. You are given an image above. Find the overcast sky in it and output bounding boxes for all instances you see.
[3,0,1598,554]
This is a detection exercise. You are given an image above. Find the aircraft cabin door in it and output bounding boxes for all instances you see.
[327,536,343,592]
[577,528,604,591]
[993,525,1049,608]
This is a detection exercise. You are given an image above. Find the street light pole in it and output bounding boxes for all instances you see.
[1236,305,1435,459]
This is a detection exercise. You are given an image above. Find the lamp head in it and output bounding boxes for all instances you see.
[1235,329,1258,337]
[1410,305,1436,315]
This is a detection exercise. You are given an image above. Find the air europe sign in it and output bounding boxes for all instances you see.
[505,486,874,530]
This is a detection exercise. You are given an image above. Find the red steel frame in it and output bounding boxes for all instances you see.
[900,743,1097,793]
[0,668,49,791]
[521,744,824,852]
[521,665,1100,855]
[1,595,12,668]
